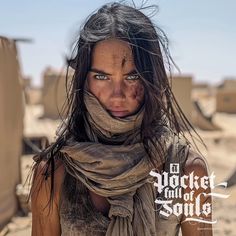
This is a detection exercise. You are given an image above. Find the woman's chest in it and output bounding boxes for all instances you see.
[89,190,110,217]
[60,174,110,235]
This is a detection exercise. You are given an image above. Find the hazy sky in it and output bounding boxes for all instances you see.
[1,0,235,86]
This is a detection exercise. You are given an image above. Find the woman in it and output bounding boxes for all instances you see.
[31,2,212,236]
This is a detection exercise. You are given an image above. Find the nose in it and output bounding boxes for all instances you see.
[110,80,126,99]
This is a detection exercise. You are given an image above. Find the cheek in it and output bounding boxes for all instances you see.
[87,78,102,97]
[128,83,144,103]
[87,78,109,103]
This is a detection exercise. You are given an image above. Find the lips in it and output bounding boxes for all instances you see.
[108,110,129,118]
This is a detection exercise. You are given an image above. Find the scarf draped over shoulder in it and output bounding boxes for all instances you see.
[46,89,188,236]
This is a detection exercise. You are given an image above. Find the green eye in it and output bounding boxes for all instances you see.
[94,74,107,80]
[126,74,140,80]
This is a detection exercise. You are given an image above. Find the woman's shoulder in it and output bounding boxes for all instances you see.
[31,157,66,208]
[183,148,209,177]
[31,157,65,235]
[180,149,212,234]
[168,131,209,176]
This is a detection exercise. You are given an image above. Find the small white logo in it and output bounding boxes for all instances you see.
[170,163,179,174]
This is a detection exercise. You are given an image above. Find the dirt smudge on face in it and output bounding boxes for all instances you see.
[129,83,144,104]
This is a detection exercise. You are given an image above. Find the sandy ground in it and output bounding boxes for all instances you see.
[1,104,236,236]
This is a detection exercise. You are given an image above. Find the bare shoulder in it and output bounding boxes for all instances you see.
[183,148,209,177]
[31,158,65,206]
[181,149,213,235]
[31,158,65,236]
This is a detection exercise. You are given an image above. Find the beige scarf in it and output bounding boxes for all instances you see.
[60,90,173,236]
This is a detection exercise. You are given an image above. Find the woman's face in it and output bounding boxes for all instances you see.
[86,38,144,118]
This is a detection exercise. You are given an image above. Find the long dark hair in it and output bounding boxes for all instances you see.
[30,1,204,207]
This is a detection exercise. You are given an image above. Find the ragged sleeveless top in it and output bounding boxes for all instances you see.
[59,136,190,236]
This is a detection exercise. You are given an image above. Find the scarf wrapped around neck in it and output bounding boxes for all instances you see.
[60,90,173,236]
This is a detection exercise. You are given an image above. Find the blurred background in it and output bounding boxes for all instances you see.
[0,0,236,235]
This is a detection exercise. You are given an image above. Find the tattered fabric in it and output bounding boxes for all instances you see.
[60,90,175,236]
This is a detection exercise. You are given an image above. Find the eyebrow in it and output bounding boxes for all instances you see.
[89,68,138,76]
